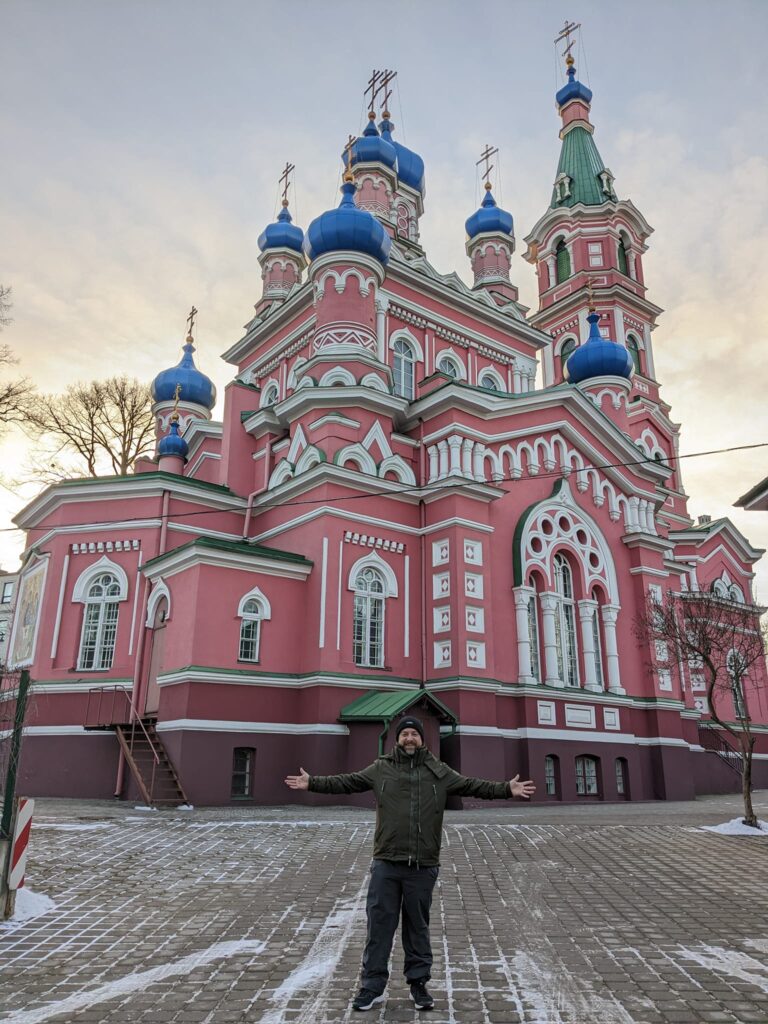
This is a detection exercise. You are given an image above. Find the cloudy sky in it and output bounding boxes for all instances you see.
[2,0,767,597]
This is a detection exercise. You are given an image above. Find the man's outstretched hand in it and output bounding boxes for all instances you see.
[285,767,310,790]
[509,774,536,799]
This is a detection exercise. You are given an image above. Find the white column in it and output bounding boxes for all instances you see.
[428,445,439,483]
[628,252,637,280]
[437,440,449,479]
[472,444,485,482]
[539,592,562,687]
[461,438,474,478]
[375,296,388,363]
[627,496,640,531]
[513,586,536,684]
[578,599,600,691]
[546,255,556,284]
[448,435,463,475]
[601,604,624,695]
[513,366,522,393]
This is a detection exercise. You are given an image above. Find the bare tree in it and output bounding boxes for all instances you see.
[636,589,768,827]
[28,376,156,478]
[0,287,36,433]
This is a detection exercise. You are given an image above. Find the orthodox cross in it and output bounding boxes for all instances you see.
[379,69,397,115]
[343,134,356,180]
[279,161,295,205]
[554,19,581,62]
[365,70,382,114]
[586,276,596,312]
[476,144,499,188]
[186,306,198,338]
[172,383,182,412]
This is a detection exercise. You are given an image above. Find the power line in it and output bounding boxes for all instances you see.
[4,440,765,536]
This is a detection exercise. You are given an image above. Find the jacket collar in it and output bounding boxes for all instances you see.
[392,743,429,767]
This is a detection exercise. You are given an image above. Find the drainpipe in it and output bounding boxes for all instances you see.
[378,717,391,756]
[242,437,273,539]
[418,419,427,690]
[158,490,170,554]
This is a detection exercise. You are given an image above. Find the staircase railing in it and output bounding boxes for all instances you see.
[86,685,161,803]
[698,722,744,776]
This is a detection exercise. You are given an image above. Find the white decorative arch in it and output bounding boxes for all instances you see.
[260,378,280,408]
[294,445,325,474]
[297,375,315,389]
[319,366,356,388]
[362,421,392,460]
[378,454,417,484]
[635,428,666,461]
[315,267,377,300]
[145,579,170,626]
[554,334,579,358]
[334,444,378,475]
[435,347,467,380]
[268,459,294,489]
[287,356,308,390]
[711,571,745,603]
[516,479,620,603]
[237,586,272,619]
[478,367,505,391]
[389,327,424,362]
[347,550,398,597]
[360,372,389,393]
[72,557,129,603]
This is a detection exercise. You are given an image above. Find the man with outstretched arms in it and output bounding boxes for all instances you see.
[285,715,535,1012]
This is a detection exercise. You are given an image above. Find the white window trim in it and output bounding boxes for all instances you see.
[347,551,398,597]
[145,579,171,626]
[72,557,129,603]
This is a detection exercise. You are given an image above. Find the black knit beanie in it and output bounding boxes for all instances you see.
[395,716,425,742]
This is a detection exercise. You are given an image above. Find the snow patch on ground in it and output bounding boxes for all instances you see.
[0,887,57,930]
[132,805,158,812]
[511,951,635,1024]
[701,817,768,835]
[186,820,366,829]
[677,943,768,994]
[175,804,194,811]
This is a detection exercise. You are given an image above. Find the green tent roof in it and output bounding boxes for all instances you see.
[551,125,615,208]
[339,689,457,725]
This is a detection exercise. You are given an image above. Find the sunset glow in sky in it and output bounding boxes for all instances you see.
[2,1,767,596]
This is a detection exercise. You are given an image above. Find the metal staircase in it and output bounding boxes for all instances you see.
[85,686,188,807]
[698,722,744,776]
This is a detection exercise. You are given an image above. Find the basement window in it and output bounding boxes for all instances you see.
[232,747,255,798]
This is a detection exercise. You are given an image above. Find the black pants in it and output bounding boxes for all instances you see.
[360,858,439,994]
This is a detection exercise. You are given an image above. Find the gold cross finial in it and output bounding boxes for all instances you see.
[186,306,198,340]
[279,162,295,207]
[171,383,182,422]
[365,69,382,115]
[476,144,499,190]
[554,19,581,67]
[380,69,397,117]
[343,134,356,183]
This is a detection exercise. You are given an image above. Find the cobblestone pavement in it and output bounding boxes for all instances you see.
[2,794,768,1023]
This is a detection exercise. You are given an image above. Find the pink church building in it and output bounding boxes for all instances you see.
[5,57,766,806]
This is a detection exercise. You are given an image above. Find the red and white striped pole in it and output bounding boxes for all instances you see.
[8,797,34,891]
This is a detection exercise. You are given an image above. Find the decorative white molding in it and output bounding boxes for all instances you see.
[72,556,129,602]
[565,704,596,728]
[237,585,272,620]
[537,701,556,725]
[347,550,398,597]
[145,579,171,626]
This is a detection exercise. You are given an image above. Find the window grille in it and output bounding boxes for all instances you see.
[575,755,598,796]
[393,338,416,399]
[591,605,604,689]
[437,355,459,379]
[626,334,642,375]
[544,755,558,796]
[554,554,579,686]
[615,758,627,795]
[618,238,629,276]
[528,593,541,682]
[78,572,122,670]
[353,567,385,667]
[555,240,571,283]
[239,598,264,662]
[231,747,255,797]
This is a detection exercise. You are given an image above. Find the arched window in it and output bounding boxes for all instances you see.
[626,334,642,375]
[555,239,571,283]
[591,588,605,689]
[544,755,559,798]
[239,597,266,662]
[437,354,460,379]
[575,755,599,797]
[560,338,577,378]
[554,554,579,687]
[78,573,122,670]
[353,567,386,667]
[617,236,629,276]
[479,371,503,392]
[528,577,541,682]
[262,383,279,408]
[393,338,416,400]
[615,758,629,798]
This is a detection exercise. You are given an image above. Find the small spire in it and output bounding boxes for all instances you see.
[279,161,295,209]
[554,19,581,71]
[185,305,198,344]
[477,144,499,190]
[343,134,356,184]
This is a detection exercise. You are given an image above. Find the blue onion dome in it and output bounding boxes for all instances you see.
[556,59,593,108]
[465,184,514,239]
[152,337,217,410]
[303,179,392,265]
[257,201,304,253]
[158,416,188,459]
[379,115,425,194]
[342,113,397,170]
[566,311,633,383]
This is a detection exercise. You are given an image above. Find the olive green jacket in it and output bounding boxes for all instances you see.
[308,745,512,866]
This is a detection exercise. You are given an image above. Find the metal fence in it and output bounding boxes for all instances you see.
[0,670,31,839]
